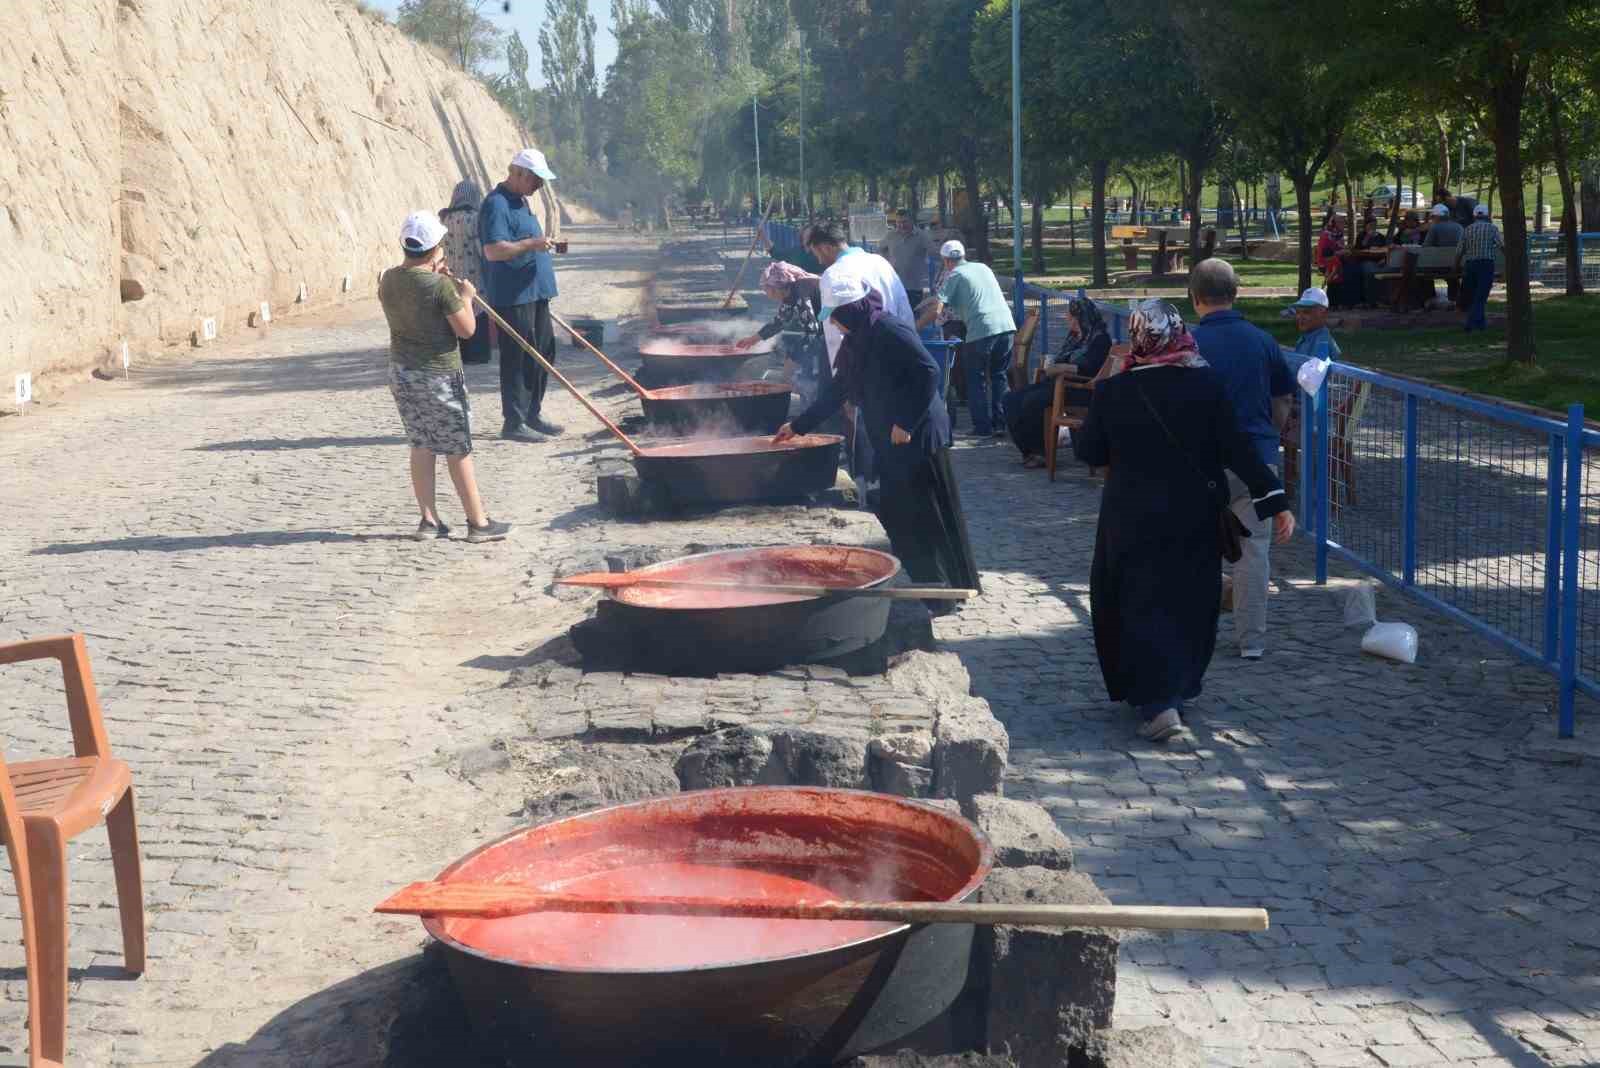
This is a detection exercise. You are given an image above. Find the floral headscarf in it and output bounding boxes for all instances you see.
[1127,300,1206,369]
[761,260,817,290]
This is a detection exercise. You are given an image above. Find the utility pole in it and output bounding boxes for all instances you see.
[753,95,762,218]
[1011,0,1023,322]
[798,32,807,220]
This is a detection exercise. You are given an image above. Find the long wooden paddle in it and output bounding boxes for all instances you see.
[556,570,974,601]
[473,297,643,457]
[375,882,1268,932]
[720,193,782,309]
[550,310,653,399]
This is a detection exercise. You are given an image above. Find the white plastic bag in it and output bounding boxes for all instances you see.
[1361,621,1418,664]
[1297,356,1331,396]
[1057,426,1072,448]
[1343,582,1377,627]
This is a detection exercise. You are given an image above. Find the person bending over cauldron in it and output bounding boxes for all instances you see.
[736,260,825,407]
[379,211,512,544]
[774,277,981,613]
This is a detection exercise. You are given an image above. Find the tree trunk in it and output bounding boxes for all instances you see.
[1389,158,1403,240]
[1490,65,1535,363]
[1123,173,1139,226]
[1233,181,1250,260]
[1582,160,1600,232]
[1542,84,1584,297]
[1030,178,1047,274]
[909,178,921,224]
[1435,116,1451,190]
[1091,159,1109,288]
[1293,174,1315,293]
[868,174,879,204]
[958,141,990,264]
[1184,152,1206,266]
[1535,166,1545,234]
[1068,181,1077,254]
[937,172,948,226]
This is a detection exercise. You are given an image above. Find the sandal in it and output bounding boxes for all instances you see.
[1022,454,1045,469]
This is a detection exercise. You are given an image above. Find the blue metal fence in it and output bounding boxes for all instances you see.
[1288,356,1592,737]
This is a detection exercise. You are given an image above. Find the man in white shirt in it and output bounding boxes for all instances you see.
[804,222,914,373]
[802,222,914,497]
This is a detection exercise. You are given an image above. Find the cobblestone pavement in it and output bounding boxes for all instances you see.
[0,229,883,1066]
[939,437,1600,1067]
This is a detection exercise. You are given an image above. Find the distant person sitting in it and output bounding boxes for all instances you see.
[916,240,1017,439]
[1395,210,1424,245]
[379,212,512,544]
[1457,203,1504,333]
[1002,295,1111,468]
[1423,203,1464,307]
[1354,218,1389,306]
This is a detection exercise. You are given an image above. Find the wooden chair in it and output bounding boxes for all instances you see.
[0,634,145,1068]
[1044,343,1127,481]
[1005,310,1041,393]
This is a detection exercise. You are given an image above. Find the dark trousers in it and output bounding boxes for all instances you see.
[494,300,553,429]
[963,331,1014,435]
[877,448,982,604]
[1463,259,1494,331]
[460,312,492,364]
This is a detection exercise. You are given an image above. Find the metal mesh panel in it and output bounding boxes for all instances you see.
[1324,374,1404,578]
[1577,448,1600,683]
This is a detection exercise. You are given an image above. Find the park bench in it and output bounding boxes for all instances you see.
[1372,245,1506,312]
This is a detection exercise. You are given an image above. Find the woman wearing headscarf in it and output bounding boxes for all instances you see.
[1001,295,1112,466]
[737,261,825,406]
[439,180,491,363]
[1072,300,1293,741]
[774,277,980,611]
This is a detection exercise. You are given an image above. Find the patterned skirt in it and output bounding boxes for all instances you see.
[389,365,473,456]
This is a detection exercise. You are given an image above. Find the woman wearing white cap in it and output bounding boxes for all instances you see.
[775,276,980,610]
[378,211,512,543]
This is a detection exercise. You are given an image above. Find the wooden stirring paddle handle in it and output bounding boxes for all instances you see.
[375,882,1268,932]
[550,311,651,399]
[473,297,644,457]
[556,571,975,601]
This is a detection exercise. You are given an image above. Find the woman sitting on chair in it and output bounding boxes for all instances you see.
[1003,296,1112,467]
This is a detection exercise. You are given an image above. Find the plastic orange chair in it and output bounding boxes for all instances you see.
[0,634,144,1068]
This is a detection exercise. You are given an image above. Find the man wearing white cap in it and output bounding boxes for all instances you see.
[1422,203,1464,307]
[1457,203,1503,332]
[479,148,564,441]
[916,240,1016,438]
[803,222,915,488]
[1289,286,1341,365]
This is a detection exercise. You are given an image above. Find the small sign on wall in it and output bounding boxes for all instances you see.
[122,341,131,376]
[201,317,218,341]
[259,301,272,323]
[14,372,32,413]
[297,282,308,303]
[342,275,352,293]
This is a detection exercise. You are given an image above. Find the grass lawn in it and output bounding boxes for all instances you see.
[1227,294,1600,414]
[988,245,1304,290]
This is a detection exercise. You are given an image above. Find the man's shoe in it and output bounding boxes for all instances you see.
[501,424,545,442]
[527,416,565,436]
[467,519,513,543]
[1137,708,1186,742]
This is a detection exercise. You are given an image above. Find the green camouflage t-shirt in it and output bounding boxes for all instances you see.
[378,266,465,373]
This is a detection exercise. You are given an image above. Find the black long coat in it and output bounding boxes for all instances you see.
[1073,365,1288,706]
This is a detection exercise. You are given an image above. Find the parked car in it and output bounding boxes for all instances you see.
[1369,185,1428,211]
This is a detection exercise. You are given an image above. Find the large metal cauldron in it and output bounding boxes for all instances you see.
[632,433,841,507]
[592,545,898,674]
[638,336,774,383]
[640,381,793,435]
[424,787,993,1067]
[655,303,749,325]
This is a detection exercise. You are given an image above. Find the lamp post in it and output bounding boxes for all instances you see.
[798,31,807,220]
[753,95,762,218]
[1010,0,1023,321]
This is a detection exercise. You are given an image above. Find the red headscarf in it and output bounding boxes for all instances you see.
[1127,300,1207,369]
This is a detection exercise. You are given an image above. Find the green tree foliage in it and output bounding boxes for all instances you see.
[487,30,542,139]
[395,0,502,73]
[539,0,601,162]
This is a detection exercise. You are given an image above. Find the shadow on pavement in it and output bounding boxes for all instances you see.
[32,530,409,554]
[190,949,505,1068]
[190,435,408,452]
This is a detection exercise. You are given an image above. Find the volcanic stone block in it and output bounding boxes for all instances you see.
[869,732,935,798]
[962,796,1073,871]
[1079,1027,1203,1068]
[675,726,774,789]
[849,1054,1017,1068]
[931,695,1009,804]
[975,866,1119,1063]
[767,727,869,788]
[885,650,974,701]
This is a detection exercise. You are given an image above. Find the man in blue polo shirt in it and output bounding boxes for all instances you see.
[1189,258,1295,660]
[480,148,563,441]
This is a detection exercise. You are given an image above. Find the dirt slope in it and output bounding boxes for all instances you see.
[0,0,563,387]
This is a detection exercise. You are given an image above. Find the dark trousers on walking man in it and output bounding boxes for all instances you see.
[495,299,554,431]
[1462,259,1495,332]
[963,331,1015,436]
